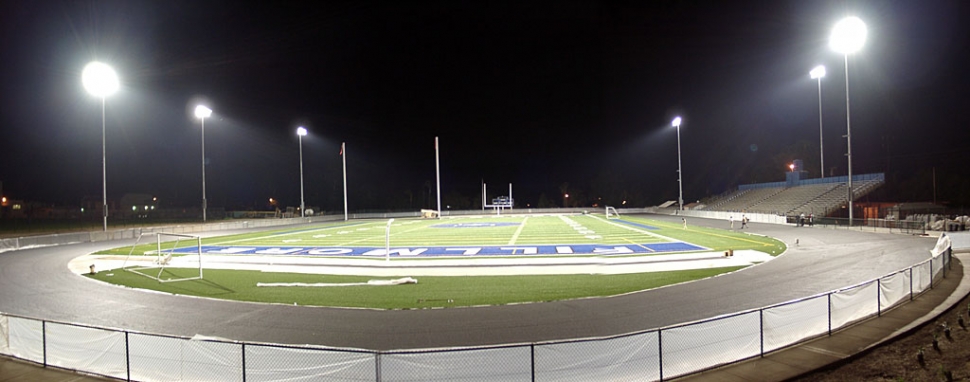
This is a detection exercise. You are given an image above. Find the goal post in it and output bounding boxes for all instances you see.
[123,232,204,283]
[605,206,620,220]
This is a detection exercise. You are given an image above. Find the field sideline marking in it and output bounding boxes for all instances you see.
[623,217,774,247]
[210,221,376,245]
[687,228,777,247]
[587,214,678,242]
[507,216,529,245]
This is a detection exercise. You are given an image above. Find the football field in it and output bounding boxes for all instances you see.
[150,213,761,258]
[89,213,785,309]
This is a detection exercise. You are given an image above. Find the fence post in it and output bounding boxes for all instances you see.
[125,332,130,382]
[375,352,381,382]
[658,330,664,381]
[930,260,934,290]
[827,293,832,336]
[877,279,882,317]
[910,267,914,301]
[42,320,47,367]
[531,344,536,382]
[241,343,246,382]
[759,309,765,357]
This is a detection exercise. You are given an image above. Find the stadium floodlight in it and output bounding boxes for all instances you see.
[830,16,866,226]
[296,127,308,218]
[671,116,684,210]
[830,17,867,55]
[810,65,826,178]
[82,61,120,232]
[195,105,212,222]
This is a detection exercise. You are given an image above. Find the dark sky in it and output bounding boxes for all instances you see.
[2,1,969,212]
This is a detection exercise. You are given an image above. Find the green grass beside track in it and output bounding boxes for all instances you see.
[87,266,744,309]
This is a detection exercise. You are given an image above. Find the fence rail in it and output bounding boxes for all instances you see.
[0,247,952,381]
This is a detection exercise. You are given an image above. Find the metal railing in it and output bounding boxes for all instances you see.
[0,248,952,381]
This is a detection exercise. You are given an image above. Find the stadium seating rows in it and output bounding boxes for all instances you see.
[701,179,883,216]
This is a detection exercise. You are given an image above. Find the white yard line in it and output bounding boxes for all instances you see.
[336,222,432,247]
[507,216,529,245]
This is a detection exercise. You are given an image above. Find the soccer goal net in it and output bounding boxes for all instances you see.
[605,206,620,220]
[123,232,203,283]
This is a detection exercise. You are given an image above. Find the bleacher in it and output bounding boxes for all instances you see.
[700,174,884,216]
[708,188,784,212]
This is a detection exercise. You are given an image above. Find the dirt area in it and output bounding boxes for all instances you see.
[794,292,970,382]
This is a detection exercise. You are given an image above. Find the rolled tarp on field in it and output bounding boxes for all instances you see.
[257,277,418,287]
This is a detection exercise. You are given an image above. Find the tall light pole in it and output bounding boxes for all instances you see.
[672,116,684,210]
[194,105,212,222]
[82,62,119,232]
[341,142,348,221]
[810,65,826,178]
[296,127,307,218]
[830,16,867,226]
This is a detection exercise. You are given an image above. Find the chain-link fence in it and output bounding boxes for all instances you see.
[0,248,952,381]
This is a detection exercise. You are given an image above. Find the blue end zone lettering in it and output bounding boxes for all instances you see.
[180,242,706,258]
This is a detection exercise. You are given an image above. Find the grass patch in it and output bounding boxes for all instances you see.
[88,266,744,309]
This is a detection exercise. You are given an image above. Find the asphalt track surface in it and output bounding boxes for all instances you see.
[0,214,936,351]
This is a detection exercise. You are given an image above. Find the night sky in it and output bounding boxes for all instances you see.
[2,1,969,213]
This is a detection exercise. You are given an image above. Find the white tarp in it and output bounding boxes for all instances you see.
[245,345,376,382]
[129,333,242,381]
[7,316,44,363]
[0,315,8,355]
[257,277,417,287]
[932,255,945,279]
[661,311,761,379]
[879,271,910,311]
[535,332,659,382]
[762,295,829,352]
[381,346,532,382]
[46,322,127,379]
[931,233,951,258]
[830,281,879,330]
[913,261,932,294]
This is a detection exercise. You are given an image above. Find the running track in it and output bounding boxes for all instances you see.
[0,215,935,350]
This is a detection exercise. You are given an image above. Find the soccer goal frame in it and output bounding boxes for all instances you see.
[605,206,620,220]
[123,232,204,283]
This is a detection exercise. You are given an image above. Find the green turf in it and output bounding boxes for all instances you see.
[90,214,785,309]
[87,266,744,309]
[102,214,785,256]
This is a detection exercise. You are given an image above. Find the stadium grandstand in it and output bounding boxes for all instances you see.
[700,172,885,217]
